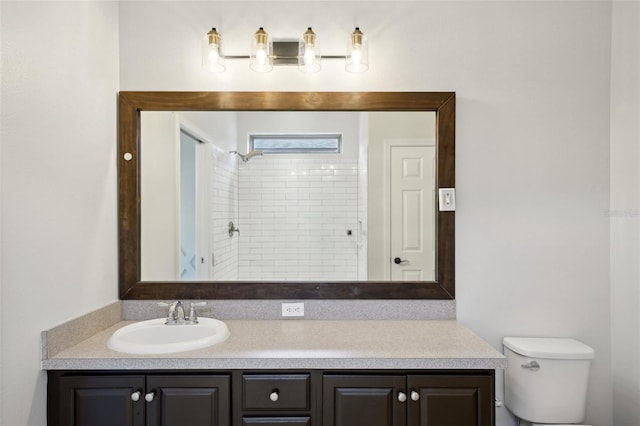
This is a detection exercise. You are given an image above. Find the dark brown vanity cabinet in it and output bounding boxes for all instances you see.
[48,370,494,426]
[47,373,230,426]
[323,373,494,426]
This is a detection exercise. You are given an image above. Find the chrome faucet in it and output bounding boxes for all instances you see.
[159,301,207,325]
[166,301,185,324]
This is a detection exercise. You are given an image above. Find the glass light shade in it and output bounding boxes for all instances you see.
[202,28,226,73]
[298,27,321,73]
[346,27,369,73]
[250,27,273,73]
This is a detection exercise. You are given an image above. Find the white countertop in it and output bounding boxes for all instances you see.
[42,319,505,370]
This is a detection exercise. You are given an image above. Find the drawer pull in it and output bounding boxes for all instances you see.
[270,391,279,402]
[411,391,420,401]
[398,392,407,402]
[145,392,155,402]
[131,391,141,402]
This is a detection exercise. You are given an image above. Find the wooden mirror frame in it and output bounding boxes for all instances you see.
[118,92,455,299]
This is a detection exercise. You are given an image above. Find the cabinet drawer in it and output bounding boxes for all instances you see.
[243,374,310,411]
[242,417,311,426]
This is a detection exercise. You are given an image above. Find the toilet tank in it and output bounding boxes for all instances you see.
[503,337,594,424]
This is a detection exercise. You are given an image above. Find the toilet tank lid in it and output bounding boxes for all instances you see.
[503,337,595,359]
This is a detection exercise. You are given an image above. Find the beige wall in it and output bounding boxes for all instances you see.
[610,1,640,425]
[1,2,120,425]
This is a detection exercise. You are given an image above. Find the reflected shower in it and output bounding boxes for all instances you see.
[229,150,264,162]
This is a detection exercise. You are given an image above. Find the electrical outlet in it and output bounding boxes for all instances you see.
[281,302,305,317]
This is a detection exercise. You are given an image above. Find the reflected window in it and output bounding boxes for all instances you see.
[249,133,342,154]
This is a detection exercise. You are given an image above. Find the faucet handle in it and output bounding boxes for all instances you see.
[188,302,207,323]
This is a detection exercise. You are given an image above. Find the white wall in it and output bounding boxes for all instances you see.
[610,1,640,425]
[119,2,613,424]
[0,2,120,425]
[141,112,181,280]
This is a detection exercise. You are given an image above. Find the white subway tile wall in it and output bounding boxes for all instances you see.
[210,150,239,280]
[237,158,360,281]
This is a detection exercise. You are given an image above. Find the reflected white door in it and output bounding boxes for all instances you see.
[179,130,210,280]
[179,131,198,280]
[389,145,436,281]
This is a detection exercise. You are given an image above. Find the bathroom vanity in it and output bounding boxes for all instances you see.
[43,314,505,426]
[48,369,494,426]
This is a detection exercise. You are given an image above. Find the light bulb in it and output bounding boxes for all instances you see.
[256,46,268,66]
[250,27,273,72]
[346,27,368,73]
[304,47,315,66]
[208,46,220,63]
[298,27,321,73]
[350,47,362,66]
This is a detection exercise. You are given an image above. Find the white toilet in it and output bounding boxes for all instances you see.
[503,337,594,426]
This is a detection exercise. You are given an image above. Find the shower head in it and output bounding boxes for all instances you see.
[243,150,264,161]
[229,150,264,162]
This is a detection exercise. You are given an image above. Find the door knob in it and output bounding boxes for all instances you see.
[411,391,420,401]
[394,257,408,265]
[397,392,407,402]
[131,391,141,402]
[270,391,279,402]
[145,392,155,402]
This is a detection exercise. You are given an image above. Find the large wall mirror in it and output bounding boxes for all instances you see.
[119,92,455,299]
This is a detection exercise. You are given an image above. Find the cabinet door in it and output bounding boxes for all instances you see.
[323,375,406,426]
[407,375,493,426]
[146,375,230,426]
[56,375,145,426]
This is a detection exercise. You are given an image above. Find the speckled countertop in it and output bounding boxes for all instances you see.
[42,319,505,370]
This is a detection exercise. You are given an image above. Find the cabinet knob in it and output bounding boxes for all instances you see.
[411,391,420,401]
[270,391,279,402]
[131,391,141,402]
[145,392,155,402]
[398,392,407,402]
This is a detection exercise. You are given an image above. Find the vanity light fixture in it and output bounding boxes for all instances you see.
[298,27,321,73]
[202,27,226,72]
[202,26,369,74]
[346,27,369,73]
[250,27,274,73]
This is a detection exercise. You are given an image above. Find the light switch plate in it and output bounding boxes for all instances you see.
[438,188,456,211]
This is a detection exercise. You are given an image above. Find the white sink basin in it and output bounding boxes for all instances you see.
[107,318,230,354]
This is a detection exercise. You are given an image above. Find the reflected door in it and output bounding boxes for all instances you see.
[179,131,197,280]
[390,145,435,281]
[179,130,214,280]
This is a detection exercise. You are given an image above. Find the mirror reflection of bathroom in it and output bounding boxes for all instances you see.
[140,111,436,283]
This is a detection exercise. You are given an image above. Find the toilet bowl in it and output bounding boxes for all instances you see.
[503,337,594,425]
